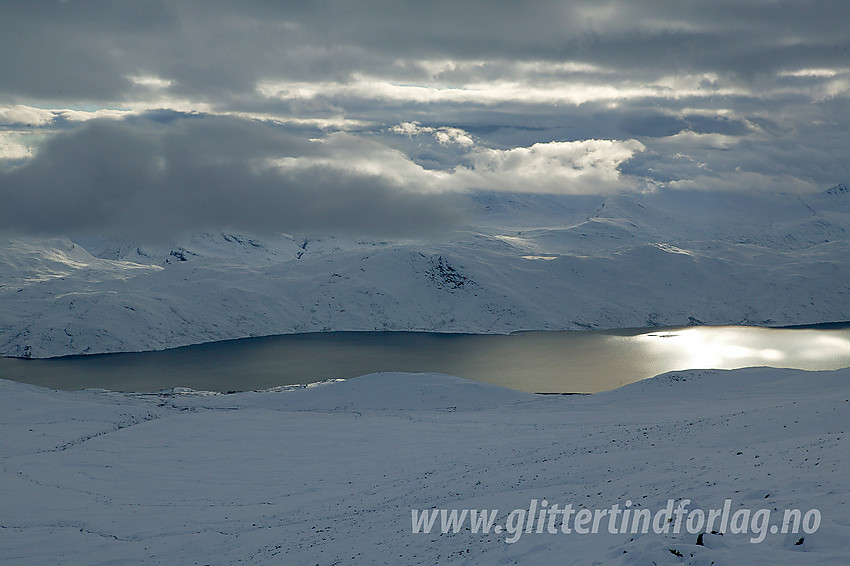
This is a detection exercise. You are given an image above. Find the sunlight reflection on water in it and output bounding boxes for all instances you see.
[2,325,849,394]
[633,327,850,373]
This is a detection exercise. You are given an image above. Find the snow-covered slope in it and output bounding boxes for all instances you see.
[1,368,847,564]
[2,186,850,357]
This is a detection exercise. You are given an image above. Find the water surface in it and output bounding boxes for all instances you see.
[1,324,849,393]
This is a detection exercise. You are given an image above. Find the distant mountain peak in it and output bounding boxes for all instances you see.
[825,183,849,196]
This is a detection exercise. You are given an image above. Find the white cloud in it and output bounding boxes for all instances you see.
[390,121,425,136]
[434,128,474,147]
[58,108,137,122]
[267,132,449,192]
[656,130,743,151]
[129,75,174,89]
[0,132,32,160]
[390,122,474,147]
[778,68,844,78]
[1,0,848,228]
[454,139,646,194]
[257,73,752,107]
[268,132,644,196]
[0,105,55,127]
[665,171,817,194]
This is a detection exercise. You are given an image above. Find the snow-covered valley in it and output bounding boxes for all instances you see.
[2,186,849,358]
[3,187,849,564]
[1,368,847,565]
[4,3,850,565]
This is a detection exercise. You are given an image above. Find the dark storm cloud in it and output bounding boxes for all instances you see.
[0,115,465,240]
[1,0,849,239]
[0,0,177,101]
[3,1,848,102]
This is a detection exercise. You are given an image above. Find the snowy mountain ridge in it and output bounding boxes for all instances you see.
[2,186,849,358]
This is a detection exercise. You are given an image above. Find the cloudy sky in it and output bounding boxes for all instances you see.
[1,0,849,239]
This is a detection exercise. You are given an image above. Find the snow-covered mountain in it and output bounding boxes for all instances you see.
[2,186,849,358]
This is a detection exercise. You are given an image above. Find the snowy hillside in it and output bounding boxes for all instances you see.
[1,367,847,564]
[2,186,849,358]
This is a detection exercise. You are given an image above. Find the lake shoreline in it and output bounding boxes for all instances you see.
[5,320,850,361]
[3,323,850,395]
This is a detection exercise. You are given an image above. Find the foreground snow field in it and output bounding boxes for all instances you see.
[1,368,847,565]
[3,187,850,358]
